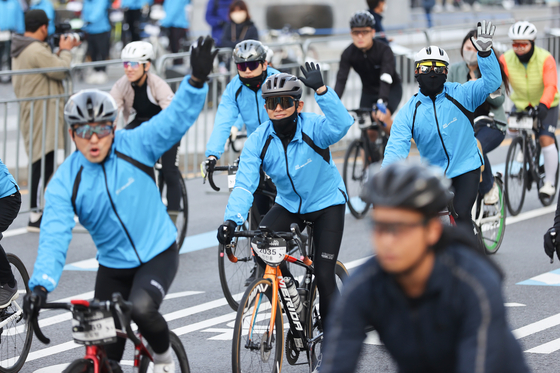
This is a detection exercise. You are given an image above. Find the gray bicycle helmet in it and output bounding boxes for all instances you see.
[262,73,303,100]
[64,89,118,126]
[350,10,376,29]
[233,40,267,64]
[360,161,453,217]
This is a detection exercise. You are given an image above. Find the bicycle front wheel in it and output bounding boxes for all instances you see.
[159,175,189,249]
[61,359,93,373]
[0,254,32,373]
[504,136,526,216]
[537,136,559,206]
[480,177,506,255]
[232,278,283,373]
[139,331,190,373]
[343,140,371,219]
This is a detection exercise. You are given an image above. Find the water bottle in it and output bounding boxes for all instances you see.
[284,277,303,317]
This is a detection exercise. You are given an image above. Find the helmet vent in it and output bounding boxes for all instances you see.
[98,103,104,118]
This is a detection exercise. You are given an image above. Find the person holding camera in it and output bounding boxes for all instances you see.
[11,9,80,231]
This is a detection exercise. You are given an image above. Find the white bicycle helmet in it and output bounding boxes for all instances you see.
[121,41,154,62]
[508,21,537,41]
[414,46,450,66]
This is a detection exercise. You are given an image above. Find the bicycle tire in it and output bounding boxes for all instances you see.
[537,136,559,206]
[158,175,189,250]
[139,331,190,373]
[480,177,506,255]
[232,278,283,373]
[62,359,93,373]
[343,140,371,219]
[504,136,526,216]
[0,254,32,373]
[305,261,348,372]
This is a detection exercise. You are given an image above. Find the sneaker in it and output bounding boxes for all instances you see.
[0,280,18,309]
[244,265,257,286]
[27,214,42,233]
[445,3,455,11]
[154,361,175,373]
[434,4,443,12]
[484,182,499,205]
[472,1,481,10]
[539,182,556,198]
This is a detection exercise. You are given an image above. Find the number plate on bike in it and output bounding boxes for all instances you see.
[508,116,534,130]
[72,309,117,345]
[251,238,287,266]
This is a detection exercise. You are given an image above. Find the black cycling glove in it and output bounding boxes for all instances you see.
[23,286,47,320]
[190,36,219,83]
[217,220,237,245]
[205,157,217,175]
[537,103,549,123]
[299,62,324,92]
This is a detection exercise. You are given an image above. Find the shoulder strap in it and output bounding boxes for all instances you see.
[302,132,330,164]
[445,93,474,127]
[235,85,243,102]
[71,165,84,215]
[411,100,422,138]
[115,150,156,181]
[260,135,274,161]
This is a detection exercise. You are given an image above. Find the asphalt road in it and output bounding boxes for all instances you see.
[3,135,560,373]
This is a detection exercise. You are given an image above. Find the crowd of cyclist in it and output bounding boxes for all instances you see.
[0,4,559,372]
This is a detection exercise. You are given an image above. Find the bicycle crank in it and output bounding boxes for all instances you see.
[286,331,300,365]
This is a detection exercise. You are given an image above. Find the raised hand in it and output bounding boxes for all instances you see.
[299,62,325,92]
[470,20,496,53]
[190,36,219,82]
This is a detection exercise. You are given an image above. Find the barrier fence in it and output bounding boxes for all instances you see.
[2,16,560,213]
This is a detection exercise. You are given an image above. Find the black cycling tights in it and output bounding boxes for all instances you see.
[451,168,481,235]
[258,203,345,326]
[94,245,178,362]
[159,142,182,212]
[0,192,21,285]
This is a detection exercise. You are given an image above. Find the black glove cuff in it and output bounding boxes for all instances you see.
[316,87,328,96]
[189,78,205,88]
[478,50,492,58]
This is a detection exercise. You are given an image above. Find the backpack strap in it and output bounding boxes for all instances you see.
[115,150,155,181]
[71,165,84,215]
[411,100,422,138]
[302,132,330,164]
[445,93,474,127]
[260,135,274,161]
[235,85,243,102]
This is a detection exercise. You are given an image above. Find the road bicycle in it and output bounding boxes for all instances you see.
[203,162,276,311]
[29,292,190,373]
[0,253,32,373]
[229,222,348,373]
[504,109,559,216]
[343,108,389,219]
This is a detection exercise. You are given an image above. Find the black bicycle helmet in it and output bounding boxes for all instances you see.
[64,89,118,126]
[261,73,303,100]
[360,161,453,217]
[350,10,376,29]
[233,40,267,64]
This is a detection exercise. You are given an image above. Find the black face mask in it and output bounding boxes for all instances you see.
[239,69,267,92]
[516,41,535,63]
[416,71,447,97]
[272,109,298,142]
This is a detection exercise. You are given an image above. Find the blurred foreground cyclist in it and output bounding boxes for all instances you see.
[320,161,530,373]
[23,37,217,373]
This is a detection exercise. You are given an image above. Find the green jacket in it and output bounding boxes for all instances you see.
[447,61,507,130]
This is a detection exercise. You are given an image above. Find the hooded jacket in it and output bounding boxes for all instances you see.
[0,159,18,200]
[11,34,70,163]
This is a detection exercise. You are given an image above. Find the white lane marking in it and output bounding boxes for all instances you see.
[3,227,27,237]
[513,313,560,339]
[524,272,560,285]
[164,291,204,300]
[173,313,237,336]
[525,338,560,354]
[506,205,556,225]
[505,303,526,307]
[200,328,234,340]
[34,363,68,373]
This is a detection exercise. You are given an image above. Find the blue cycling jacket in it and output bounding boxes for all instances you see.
[82,0,111,35]
[224,88,354,225]
[30,0,55,35]
[121,0,152,10]
[205,67,281,159]
[0,0,24,34]
[28,77,207,292]
[382,51,502,178]
[161,0,190,29]
[0,159,18,200]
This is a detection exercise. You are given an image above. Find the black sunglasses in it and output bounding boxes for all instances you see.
[237,61,261,71]
[265,97,297,111]
[72,123,114,140]
[417,65,447,75]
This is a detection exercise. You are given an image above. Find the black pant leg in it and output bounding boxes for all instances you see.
[160,142,181,211]
[30,151,54,210]
[0,192,21,285]
[451,168,481,232]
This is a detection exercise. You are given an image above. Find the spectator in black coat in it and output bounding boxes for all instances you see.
[220,0,258,49]
[367,0,390,44]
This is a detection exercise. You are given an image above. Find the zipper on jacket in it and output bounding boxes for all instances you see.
[431,98,450,175]
[283,145,303,213]
[255,91,262,125]
[102,164,143,265]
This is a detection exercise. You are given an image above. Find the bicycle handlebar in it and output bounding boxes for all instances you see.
[204,164,239,192]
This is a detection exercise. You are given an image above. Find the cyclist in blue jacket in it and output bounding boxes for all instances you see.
[23,37,217,373]
[29,0,55,36]
[382,20,501,230]
[217,65,354,325]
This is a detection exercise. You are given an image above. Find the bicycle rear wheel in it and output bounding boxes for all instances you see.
[479,177,506,255]
[0,254,32,373]
[343,140,371,219]
[139,331,190,373]
[159,175,188,249]
[61,359,93,373]
[537,136,559,206]
[305,261,348,372]
[504,136,526,216]
[232,278,283,373]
